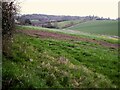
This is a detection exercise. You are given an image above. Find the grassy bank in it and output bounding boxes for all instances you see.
[3,31,119,88]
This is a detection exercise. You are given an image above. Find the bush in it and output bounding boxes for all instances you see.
[2,1,17,57]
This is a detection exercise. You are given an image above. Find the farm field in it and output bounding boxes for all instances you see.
[55,20,82,29]
[16,25,119,44]
[30,19,82,29]
[3,25,119,88]
[67,20,118,36]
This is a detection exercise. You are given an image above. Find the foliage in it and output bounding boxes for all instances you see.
[2,1,16,36]
[25,19,32,25]
[2,1,17,57]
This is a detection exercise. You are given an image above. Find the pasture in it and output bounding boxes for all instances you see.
[3,25,119,88]
[67,20,118,36]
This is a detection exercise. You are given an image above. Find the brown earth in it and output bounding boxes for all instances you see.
[19,30,119,49]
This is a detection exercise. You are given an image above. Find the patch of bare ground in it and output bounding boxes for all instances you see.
[19,30,119,49]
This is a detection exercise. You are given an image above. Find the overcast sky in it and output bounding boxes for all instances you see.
[19,0,119,19]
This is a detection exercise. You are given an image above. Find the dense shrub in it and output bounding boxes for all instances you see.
[2,1,17,57]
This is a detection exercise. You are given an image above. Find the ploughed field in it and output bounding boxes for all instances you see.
[3,25,119,88]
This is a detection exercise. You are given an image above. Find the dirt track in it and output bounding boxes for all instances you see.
[20,30,119,49]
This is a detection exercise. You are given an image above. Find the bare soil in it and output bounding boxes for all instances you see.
[19,30,119,49]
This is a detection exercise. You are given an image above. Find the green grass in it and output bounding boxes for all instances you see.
[16,25,52,31]
[3,32,119,88]
[56,20,81,29]
[16,25,119,44]
[67,20,118,36]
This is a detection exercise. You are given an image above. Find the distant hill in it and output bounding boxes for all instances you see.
[16,14,112,24]
[16,14,115,29]
[17,14,83,23]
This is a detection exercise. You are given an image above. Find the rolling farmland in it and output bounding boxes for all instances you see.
[67,20,118,36]
[2,0,119,89]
